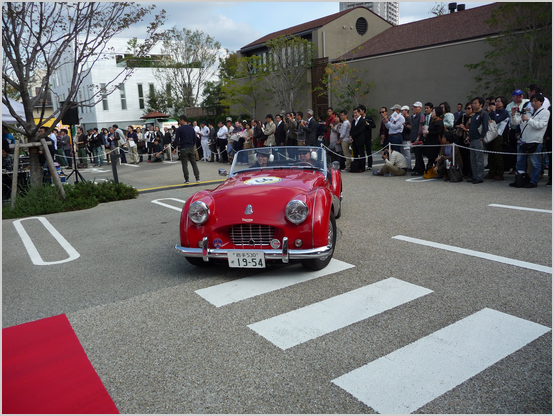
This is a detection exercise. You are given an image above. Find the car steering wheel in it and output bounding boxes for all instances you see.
[295,161,314,167]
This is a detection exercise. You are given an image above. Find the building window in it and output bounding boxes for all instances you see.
[120,83,127,110]
[138,84,144,109]
[100,83,108,111]
[356,17,368,35]
[149,83,155,97]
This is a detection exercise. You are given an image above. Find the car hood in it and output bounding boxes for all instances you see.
[206,170,324,218]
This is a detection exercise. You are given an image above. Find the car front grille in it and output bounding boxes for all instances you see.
[229,224,275,246]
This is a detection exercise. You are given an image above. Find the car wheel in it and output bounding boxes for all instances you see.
[301,214,336,271]
[185,257,211,267]
[334,184,342,219]
[334,201,342,219]
[334,180,343,219]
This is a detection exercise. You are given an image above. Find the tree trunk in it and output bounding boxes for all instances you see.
[28,147,43,187]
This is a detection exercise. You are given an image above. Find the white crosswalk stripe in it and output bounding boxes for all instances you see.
[195,259,355,307]
[332,308,551,414]
[248,277,433,350]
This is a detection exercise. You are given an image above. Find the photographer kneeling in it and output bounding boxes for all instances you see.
[373,148,409,176]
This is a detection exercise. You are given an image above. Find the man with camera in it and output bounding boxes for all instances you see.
[509,93,550,188]
[373,148,409,176]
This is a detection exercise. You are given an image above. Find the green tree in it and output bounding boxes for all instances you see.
[202,80,226,117]
[221,55,269,119]
[264,35,318,111]
[155,26,221,109]
[218,50,238,81]
[465,2,552,97]
[315,58,373,113]
[144,86,171,116]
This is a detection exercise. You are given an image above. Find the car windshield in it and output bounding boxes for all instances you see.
[229,146,327,175]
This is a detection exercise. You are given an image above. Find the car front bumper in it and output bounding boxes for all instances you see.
[174,237,332,263]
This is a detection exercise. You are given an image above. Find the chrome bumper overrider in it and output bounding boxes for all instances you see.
[174,237,332,263]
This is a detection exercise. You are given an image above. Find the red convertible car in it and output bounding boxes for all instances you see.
[175,146,342,270]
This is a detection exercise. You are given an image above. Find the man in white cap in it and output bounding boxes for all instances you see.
[400,105,412,169]
[383,104,405,153]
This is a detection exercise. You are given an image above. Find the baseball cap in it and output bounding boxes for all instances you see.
[413,101,423,107]
[401,105,410,111]
[226,117,232,122]
[390,104,402,110]
[512,89,524,96]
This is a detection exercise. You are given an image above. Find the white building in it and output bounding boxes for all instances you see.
[339,2,399,25]
[50,38,187,131]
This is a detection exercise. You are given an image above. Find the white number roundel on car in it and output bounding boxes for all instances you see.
[244,177,282,185]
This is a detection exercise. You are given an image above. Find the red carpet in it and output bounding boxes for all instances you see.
[2,314,119,414]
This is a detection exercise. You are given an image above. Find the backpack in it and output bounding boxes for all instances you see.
[350,158,365,173]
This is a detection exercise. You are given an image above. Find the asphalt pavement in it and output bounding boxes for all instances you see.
[2,153,552,413]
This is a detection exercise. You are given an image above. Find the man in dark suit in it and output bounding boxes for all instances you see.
[349,107,366,172]
[304,109,318,146]
[359,104,376,170]
[275,114,286,146]
[274,114,286,161]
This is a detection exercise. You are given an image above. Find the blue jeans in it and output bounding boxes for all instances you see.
[93,146,103,166]
[516,143,542,184]
[469,140,484,180]
[388,134,403,153]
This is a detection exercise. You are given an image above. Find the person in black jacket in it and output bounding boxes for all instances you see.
[208,122,218,162]
[350,107,366,172]
[359,104,376,169]
[251,119,263,148]
[304,109,318,146]
[91,127,104,166]
[425,106,445,172]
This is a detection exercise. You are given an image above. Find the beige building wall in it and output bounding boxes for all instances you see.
[313,10,392,60]
[341,38,495,116]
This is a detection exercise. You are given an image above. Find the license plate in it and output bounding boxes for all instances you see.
[228,251,266,268]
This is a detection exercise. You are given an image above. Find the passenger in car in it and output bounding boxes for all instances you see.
[250,148,272,168]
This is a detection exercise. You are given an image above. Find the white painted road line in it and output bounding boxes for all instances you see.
[196,259,355,307]
[332,308,551,414]
[151,198,187,212]
[489,204,552,214]
[248,277,433,350]
[13,217,80,266]
[393,235,552,274]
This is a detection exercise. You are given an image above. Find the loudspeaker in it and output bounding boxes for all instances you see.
[61,102,79,125]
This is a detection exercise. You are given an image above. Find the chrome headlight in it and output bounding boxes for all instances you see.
[188,201,210,225]
[286,200,309,225]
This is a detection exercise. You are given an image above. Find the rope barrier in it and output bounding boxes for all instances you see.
[321,144,389,160]
[50,140,551,167]
[322,142,552,158]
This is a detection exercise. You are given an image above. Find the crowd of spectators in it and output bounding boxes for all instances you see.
[323,83,551,188]
[3,83,550,190]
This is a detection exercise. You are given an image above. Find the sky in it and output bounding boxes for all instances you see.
[124,1,493,52]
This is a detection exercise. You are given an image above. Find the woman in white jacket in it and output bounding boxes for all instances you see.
[510,93,550,188]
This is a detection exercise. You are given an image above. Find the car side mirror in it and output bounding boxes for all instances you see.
[218,168,228,177]
[331,161,340,170]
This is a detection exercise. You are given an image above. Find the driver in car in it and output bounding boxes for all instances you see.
[297,148,322,168]
[250,148,272,168]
